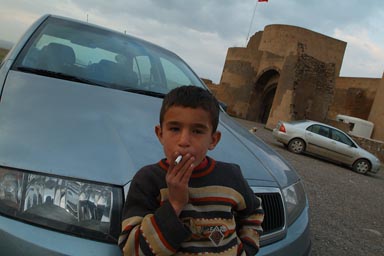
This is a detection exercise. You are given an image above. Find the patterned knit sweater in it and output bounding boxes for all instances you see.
[118,157,264,255]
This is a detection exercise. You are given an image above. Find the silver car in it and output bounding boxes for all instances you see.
[0,14,311,255]
[272,120,381,174]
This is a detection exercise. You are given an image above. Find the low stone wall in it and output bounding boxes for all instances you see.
[351,135,384,164]
[326,119,384,163]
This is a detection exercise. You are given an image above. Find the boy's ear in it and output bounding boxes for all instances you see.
[208,131,221,150]
[155,125,164,144]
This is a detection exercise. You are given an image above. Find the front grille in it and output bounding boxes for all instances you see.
[255,192,285,235]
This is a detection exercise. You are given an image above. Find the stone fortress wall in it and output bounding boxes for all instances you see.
[205,24,383,162]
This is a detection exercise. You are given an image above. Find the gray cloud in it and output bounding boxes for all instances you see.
[1,0,383,82]
[71,0,253,41]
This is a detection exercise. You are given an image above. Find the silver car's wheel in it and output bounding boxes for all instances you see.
[288,138,305,154]
[353,159,371,174]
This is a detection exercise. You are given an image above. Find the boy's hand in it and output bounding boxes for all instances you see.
[166,152,195,216]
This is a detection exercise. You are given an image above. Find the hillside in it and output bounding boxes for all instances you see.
[0,48,9,61]
[0,39,13,49]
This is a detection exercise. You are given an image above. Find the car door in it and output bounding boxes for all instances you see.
[305,124,336,159]
[329,128,358,165]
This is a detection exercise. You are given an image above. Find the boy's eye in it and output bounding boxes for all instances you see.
[169,127,179,132]
[192,129,204,134]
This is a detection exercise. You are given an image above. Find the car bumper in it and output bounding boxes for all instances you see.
[259,205,311,256]
[272,129,291,145]
[369,159,382,173]
[0,215,121,256]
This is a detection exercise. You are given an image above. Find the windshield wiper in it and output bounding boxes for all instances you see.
[16,66,108,88]
[121,87,165,98]
[16,67,167,97]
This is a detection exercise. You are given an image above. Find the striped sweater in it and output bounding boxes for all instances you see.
[119,157,264,255]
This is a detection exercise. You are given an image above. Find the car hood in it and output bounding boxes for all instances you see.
[0,71,298,187]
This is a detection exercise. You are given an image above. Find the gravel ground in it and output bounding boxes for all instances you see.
[234,118,384,256]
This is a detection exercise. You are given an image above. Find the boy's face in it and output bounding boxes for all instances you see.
[155,106,221,167]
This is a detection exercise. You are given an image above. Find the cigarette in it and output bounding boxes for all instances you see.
[174,155,182,165]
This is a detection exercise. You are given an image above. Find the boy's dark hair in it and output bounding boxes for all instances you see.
[160,86,220,132]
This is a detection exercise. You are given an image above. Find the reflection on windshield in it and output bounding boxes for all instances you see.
[14,16,205,95]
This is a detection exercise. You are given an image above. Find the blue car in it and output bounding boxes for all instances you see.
[0,14,311,255]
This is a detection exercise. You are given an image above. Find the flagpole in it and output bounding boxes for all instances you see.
[245,1,258,46]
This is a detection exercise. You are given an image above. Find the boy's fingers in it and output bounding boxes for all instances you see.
[168,154,194,183]
[178,156,194,181]
[181,163,194,182]
[171,153,189,168]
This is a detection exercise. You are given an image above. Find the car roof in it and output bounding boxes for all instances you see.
[288,119,350,133]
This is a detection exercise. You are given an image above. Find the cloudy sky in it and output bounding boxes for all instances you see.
[1,0,383,83]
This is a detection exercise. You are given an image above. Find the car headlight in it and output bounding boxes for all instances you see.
[0,166,123,243]
[282,181,306,226]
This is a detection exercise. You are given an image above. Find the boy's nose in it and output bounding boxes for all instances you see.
[178,130,191,147]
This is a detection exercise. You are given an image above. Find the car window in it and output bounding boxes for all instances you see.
[331,129,355,146]
[306,125,316,133]
[12,16,205,95]
[307,124,330,138]
[133,55,152,84]
[160,57,191,90]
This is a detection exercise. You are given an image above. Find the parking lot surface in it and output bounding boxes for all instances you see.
[234,118,384,256]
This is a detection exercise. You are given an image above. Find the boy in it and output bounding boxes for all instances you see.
[118,86,264,255]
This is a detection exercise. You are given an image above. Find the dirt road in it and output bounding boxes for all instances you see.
[235,118,384,256]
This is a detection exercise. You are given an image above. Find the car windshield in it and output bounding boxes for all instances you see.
[12,16,205,96]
